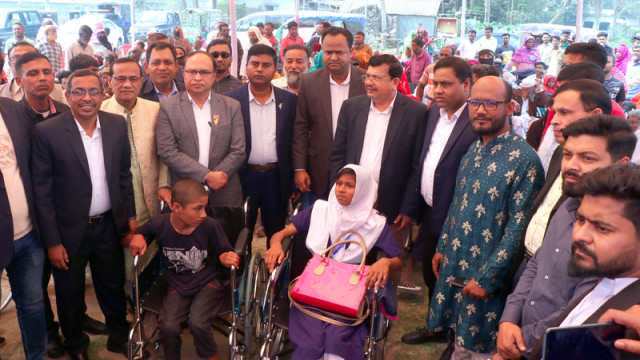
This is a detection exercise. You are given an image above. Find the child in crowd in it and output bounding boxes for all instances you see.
[129,177,240,360]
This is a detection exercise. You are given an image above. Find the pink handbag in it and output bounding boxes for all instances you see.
[289,231,370,326]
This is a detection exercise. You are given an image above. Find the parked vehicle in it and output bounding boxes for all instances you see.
[274,11,366,45]
[134,10,180,40]
[0,9,41,51]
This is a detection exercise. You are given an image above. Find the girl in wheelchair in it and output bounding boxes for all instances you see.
[265,164,402,360]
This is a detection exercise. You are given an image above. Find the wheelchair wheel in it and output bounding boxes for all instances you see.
[0,291,12,313]
[244,252,267,354]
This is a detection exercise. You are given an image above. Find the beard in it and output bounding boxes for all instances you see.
[562,170,582,197]
[250,38,258,45]
[470,115,506,136]
[567,242,638,278]
[286,70,301,86]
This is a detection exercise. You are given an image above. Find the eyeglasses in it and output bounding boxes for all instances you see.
[113,76,141,83]
[467,99,507,111]
[70,90,102,98]
[361,74,391,82]
[184,69,214,76]
[210,51,230,59]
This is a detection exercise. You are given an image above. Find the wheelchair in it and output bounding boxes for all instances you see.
[258,205,393,360]
[127,197,267,360]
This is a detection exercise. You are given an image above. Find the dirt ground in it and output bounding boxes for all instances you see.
[0,224,446,360]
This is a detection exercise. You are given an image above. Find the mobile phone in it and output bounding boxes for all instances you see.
[450,277,470,288]
[542,322,626,360]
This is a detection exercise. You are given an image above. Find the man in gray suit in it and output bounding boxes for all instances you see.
[496,115,635,360]
[292,26,366,200]
[156,51,245,206]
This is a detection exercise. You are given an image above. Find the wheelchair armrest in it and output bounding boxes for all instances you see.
[234,228,251,255]
[281,236,293,254]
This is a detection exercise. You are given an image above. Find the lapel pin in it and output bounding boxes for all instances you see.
[278,103,283,109]
[212,115,219,126]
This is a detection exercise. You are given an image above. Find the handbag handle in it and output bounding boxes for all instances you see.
[317,230,368,284]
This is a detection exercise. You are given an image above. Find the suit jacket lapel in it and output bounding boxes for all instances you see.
[99,114,114,181]
[352,98,370,163]
[179,92,201,159]
[319,69,332,134]
[208,91,221,155]
[63,114,91,178]
[381,93,405,165]
[273,88,284,148]
[584,279,640,324]
[437,106,471,167]
[420,106,440,165]
[1,106,26,167]
[348,65,363,98]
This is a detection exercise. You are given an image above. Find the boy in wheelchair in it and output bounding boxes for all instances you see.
[129,178,240,360]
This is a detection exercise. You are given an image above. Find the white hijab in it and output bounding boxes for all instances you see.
[306,164,387,264]
[240,26,273,76]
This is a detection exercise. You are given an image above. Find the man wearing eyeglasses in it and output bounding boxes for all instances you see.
[428,76,544,359]
[32,69,136,360]
[139,42,186,103]
[207,39,243,94]
[330,54,426,244]
[157,51,245,207]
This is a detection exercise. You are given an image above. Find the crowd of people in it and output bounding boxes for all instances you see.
[1,13,640,360]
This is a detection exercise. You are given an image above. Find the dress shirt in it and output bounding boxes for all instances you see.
[626,61,640,100]
[0,112,33,240]
[457,39,477,59]
[75,117,111,216]
[329,67,351,138]
[632,128,640,165]
[536,129,559,175]
[537,43,552,56]
[359,92,397,183]
[560,278,637,327]
[4,37,35,54]
[476,36,497,51]
[247,86,278,165]
[421,103,467,206]
[279,35,304,59]
[407,50,431,85]
[37,40,64,75]
[65,41,94,70]
[155,81,179,101]
[271,76,293,93]
[188,93,212,169]
[524,174,563,253]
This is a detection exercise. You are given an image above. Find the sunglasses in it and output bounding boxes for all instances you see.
[210,51,230,59]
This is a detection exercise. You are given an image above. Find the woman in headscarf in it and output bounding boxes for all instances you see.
[542,74,557,96]
[96,29,113,52]
[170,26,193,54]
[505,36,541,71]
[265,165,402,360]
[616,44,632,75]
[239,25,273,77]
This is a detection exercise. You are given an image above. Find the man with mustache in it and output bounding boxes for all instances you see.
[428,76,544,359]
[224,44,296,247]
[139,42,186,103]
[32,69,136,359]
[272,43,309,94]
[207,39,243,94]
[496,115,635,360]
[528,162,640,360]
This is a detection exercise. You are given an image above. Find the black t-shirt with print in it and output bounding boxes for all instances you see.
[136,214,233,296]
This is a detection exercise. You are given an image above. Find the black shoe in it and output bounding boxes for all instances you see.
[401,328,448,344]
[68,352,90,360]
[439,339,455,360]
[0,336,5,347]
[82,315,108,335]
[46,332,66,359]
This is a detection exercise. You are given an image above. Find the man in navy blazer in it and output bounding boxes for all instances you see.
[224,44,296,244]
[401,57,478,344]
[330,54,426,236]
[0,97,47,359]
[31,70,135,359]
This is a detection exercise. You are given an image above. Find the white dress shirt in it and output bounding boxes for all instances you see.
[75,117,111,216]
[457,39,477,59]
[476,36,497,52]
[632,129,640,165]
[536,129,559,175]
[561,278,637,327]
[421,103,467,206]
[524,174,563,253]
[247,86,278,165]
[188,93,212,169]
[359,92,397,183]
[329,67,351,138]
